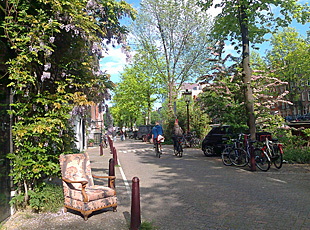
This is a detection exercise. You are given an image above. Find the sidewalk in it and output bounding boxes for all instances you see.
[1,145,130,230]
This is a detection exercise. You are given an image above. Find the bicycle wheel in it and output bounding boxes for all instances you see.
[155,143,160,158]
[229,148,247,167]
[273,145,283,169]
[192,138,201,148]
[174,148,178,156]
[254,148,270,172]
[221,146,233,166]
[203,146,214,157]
[178,143,183,157]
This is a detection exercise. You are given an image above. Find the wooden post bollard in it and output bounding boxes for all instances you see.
[250,143,256,171]
[100,143,103,156]
[108,136,113,152]
[109,158,115,188]
[130,177,141,230]
[113,147,118,165]
[245,134,256,171]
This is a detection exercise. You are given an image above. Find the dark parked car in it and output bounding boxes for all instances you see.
[201,125,233,156]
[137,125,154,142]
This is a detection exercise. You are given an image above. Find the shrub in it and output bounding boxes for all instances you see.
[10,182,64,213]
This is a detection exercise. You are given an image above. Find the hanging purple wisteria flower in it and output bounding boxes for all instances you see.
[49,37,55,43]
[44,63,51,71]
[41,71,51,82]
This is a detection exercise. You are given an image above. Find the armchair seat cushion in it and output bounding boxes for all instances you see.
[64,196,117,211]
[63,185,116,202]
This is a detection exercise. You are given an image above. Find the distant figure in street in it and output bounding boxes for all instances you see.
[172,120,183,150]
[112,127,116,142]
[121,126,126,141]
[152,121,163,141]
[120,129,124,141]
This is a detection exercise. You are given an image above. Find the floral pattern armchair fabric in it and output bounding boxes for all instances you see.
[59,152,117,220]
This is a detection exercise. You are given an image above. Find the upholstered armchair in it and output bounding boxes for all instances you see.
[59,152,117,220]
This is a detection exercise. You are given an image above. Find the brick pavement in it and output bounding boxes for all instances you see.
[2,139,310,230]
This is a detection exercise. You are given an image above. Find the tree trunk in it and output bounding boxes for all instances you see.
[238,2,256,140]
[168,81,174,111]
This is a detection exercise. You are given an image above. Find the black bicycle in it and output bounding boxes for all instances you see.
[154,139,162,158]
[174,136,183,157]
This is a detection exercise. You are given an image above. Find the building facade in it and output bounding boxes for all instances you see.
[270,81,310,121]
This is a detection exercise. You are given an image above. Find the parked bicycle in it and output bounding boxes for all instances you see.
[228,134,270,171]
[221,133,243,166]
[260,136,284,169]
[181,131,201,148]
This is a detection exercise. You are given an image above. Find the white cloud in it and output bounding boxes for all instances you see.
[207,0,222,18]
[100,45,127,76]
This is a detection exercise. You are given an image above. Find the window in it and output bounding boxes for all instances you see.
[302,92,305,101]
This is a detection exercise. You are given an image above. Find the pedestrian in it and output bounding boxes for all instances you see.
[122,126,126,141]
[152,121,164,151]
[120,130,124,141]
[112,127,116,142]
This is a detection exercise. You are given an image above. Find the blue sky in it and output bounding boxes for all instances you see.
[100,0,310,84]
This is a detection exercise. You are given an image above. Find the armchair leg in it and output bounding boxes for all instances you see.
[81,210,92,221]
[113,206,117,212]
[64,207,67,213]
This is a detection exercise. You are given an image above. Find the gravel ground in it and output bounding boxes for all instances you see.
[1,207,129,230]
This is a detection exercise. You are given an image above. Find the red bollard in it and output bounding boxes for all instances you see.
[109,158,115,188]
[130,177,141,230]
[113,147,118,165]
[100,143,103,156]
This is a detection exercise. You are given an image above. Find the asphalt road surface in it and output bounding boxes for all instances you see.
[115,138,310,230]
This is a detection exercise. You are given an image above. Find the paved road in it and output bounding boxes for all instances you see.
[115,138,310,230]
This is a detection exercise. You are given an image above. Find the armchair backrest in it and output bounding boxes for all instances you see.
[59,152,94,190]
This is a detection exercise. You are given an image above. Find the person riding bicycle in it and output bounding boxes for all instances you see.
[172,120,183,151]
[152,121,163,152]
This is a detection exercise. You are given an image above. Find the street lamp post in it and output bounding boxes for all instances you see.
[183,89,192,133]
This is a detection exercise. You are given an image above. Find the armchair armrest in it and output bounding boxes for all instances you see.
[62,177,89,202]
[92,175,116,179]
[62,177,88,185]
[92,174,116,189]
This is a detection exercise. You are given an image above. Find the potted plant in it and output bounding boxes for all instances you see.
[88,139,94,147]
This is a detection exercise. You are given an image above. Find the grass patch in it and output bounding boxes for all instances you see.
[139,220,158,230]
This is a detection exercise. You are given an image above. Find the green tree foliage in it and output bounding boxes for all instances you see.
[1,0,135,206]
[133,0,213,111]
[198,0,310,139]
[111,48,165,127]
[161,98,209,140]
[198,43,289,132]
[266,27,310,104]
